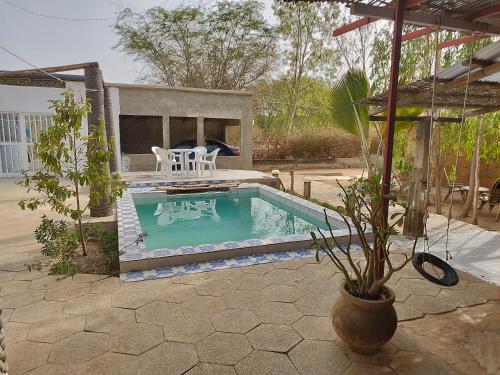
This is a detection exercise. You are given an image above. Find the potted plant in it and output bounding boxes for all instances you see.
[311,175,417,354]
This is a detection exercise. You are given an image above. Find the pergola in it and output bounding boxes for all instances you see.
[297,0,500,276]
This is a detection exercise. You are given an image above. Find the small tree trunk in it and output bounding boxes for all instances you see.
[103,85,118,173]
[460,116,484,218]
[85,66,112,217]
[472,154,480,225]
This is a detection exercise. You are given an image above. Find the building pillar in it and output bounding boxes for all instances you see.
[403,118,431,237]
[197,117,204,147]
[103,85,118,173]
[162,115,170,149]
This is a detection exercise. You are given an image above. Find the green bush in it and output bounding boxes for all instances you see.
[34,216,79,275]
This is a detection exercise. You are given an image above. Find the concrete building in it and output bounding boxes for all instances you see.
[0,74,253,177]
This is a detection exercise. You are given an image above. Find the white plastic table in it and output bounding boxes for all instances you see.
[169,149,201,176]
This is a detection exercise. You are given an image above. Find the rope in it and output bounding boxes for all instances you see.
[444,36,477,261]
[0,309,8,374]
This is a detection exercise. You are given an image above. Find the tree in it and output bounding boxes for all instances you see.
[114,0,276,89]
[329,69,375,175]
[273,0,339,136]
[18,91,124,256]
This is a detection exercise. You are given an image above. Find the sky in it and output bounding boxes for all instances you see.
[0,0,275,83]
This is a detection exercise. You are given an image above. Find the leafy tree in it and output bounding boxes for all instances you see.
[273,0,339,136]
[114,0,276,89]
[18,91,124,256]
[330,69,375,175]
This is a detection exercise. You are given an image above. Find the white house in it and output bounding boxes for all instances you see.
[0,73,253,177]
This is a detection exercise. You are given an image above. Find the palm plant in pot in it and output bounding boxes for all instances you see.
[311,175,417,354]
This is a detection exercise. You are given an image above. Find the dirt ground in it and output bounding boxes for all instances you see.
[276,168,500,232]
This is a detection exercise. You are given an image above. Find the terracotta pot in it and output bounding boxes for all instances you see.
[332,285,397,354]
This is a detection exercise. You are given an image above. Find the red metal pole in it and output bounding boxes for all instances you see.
[379,0,406,278]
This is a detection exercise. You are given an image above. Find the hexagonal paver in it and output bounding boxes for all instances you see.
[4,321,29,344]
[172,272,211,285]
[397,278,441,297]
[394,302,424,321]
[294,294,334,317]
[438,288,488,308]
[63,294,111,315]
[6,341,52,374]
[274,259,305,270]
[212,267,244,280]
[265,269,305,285]
[28,315,85,343]
[235,350,300,375]
[45,282,90,302]
[48,332,111,364]
[12,270,46,281]
[136,301,183,325]
[196,279,237,296]
[85,307,136,333]
[262,285,303,303]
[289,340,351,375]
[233,273,272,291]
[70,273,109,283]
[163,312,215,343]
[23,363,84,375]
[254,302,302,324]
[0,288,45,308]
[343,363,395,375]
[241,263,274,274]
[196,332,252,365]
[29,276,66,290]
[90,277,129,295]
[185,362,236,375]
[292,316,335,341]
[212,309,260,333]
[111,323,164,355]
[390,351,455,375]
[156,284,197,303]
[296,277,341,297]
[80,352,139,375]
[112,288,156,309]
[406,295,456,315]
[181,295,226,317]
[466,282,499,301]
[11,300,63,323]
[136,341,198,375]
[247,324,301,352]
[223,290,264,310]
[0,280,30,296]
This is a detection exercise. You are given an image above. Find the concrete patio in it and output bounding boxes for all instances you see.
[0,174,499,374]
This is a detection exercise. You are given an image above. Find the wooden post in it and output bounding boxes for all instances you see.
[403,119,431,237]
[303,177,312,199]
[103,85,118,173]
[85,66,112,217]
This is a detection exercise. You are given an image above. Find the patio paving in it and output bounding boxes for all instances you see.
[0,175,499,374]
[0,257,498,375]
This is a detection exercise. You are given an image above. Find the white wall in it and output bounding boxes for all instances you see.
[0,82,122,172]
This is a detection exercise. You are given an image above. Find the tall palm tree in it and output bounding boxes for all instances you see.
[330,68,373,175]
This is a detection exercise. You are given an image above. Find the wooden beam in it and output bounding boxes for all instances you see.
[402,27,434,41]
[438,35,490,49]
[370,60,500,115]
[332,0,426,37]
[332,17,375,37]
[0,62,99,79]
[350,3,500,36]
[464,107,500,117]
[370,115,462,123]
[463,3,500,22]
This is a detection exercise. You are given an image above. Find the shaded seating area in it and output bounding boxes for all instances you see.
[479,178,500,220]
[151,145,220,178]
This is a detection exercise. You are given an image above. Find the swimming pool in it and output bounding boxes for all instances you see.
[117,184,351,273]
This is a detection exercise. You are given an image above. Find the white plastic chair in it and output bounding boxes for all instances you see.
[199,148,219,177]
[152,147,182,177]
[188,146,207,176]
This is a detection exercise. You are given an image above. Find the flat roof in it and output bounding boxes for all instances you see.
[107,82,254,96]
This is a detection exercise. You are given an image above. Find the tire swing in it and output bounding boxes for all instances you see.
[411,31,475,287]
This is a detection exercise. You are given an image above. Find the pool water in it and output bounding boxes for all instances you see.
[133,191,331,251]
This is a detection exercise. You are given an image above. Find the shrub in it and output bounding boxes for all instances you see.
[84,223,120,275]
[34,216,79,275]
